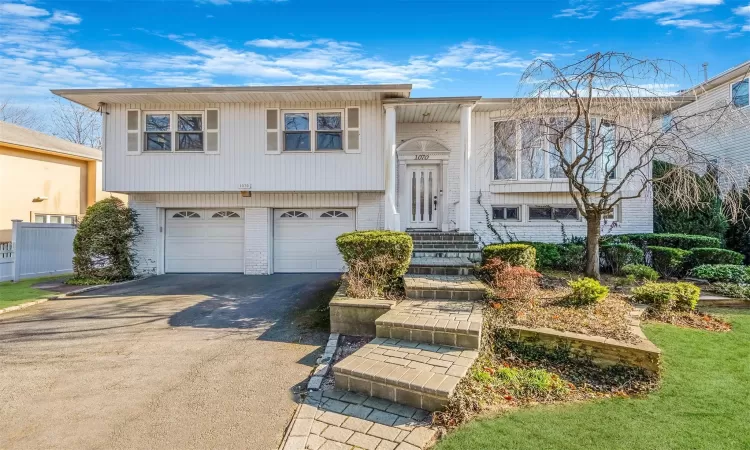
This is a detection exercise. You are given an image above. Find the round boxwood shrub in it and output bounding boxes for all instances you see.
[622,264,659,281]
[72,197,142,282]
[632,282,700,311]
[648,246,692,278]
[567,277,609,306]
[336,231,413,279]
[688,248,744,267]
[617,233,721,250]
[482,243,536,269]
[600,243,644,275]
[689,264,749,283]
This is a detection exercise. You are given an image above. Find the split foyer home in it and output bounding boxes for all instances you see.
[0,121,121,242]
[53,84,666,275]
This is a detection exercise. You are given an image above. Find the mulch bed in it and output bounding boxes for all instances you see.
[644,309,732,332]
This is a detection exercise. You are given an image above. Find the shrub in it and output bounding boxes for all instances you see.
[482,243,536,269]
[622,264,659,281]
[72,198,142,282]
[632,282,700,311]
[557,244,586,272]
[616,233,721,250]
[518,242,561,269]
[342,255,401,298]
[710,282,750,300]
[567,277,609,306]
[648,246,691,278]
[600,243,644,274]
[337,230,412,278]
[688,248,744,267]
[483,257,541,302]
[689,264,749,283]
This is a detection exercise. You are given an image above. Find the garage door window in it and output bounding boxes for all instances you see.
[280,210,309,218]
[320,210,349,218]
[212,211,241,218]
[172,211,201,218]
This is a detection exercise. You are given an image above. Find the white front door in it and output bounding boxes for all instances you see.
[407,165,439,229]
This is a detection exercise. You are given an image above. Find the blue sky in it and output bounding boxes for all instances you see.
[0,0,749,112]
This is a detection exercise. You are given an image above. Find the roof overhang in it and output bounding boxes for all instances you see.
[475,96,695,114]
[383,97,481,123]
[681,60,750,95]
[51,84,413,110]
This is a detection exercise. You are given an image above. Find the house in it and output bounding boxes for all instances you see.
[0,121,122,242]
[51,85,662,275]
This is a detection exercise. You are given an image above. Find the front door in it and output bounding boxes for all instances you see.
[407,165,439,229]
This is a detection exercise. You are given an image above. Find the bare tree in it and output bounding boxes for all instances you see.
[0,98,42,129]
[489,52,749,278]
[51,98,101,148]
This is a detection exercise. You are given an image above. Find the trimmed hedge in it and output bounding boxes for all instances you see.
[688,248,744,267]
[632,282,700,311]
[615,233,721,250]
[558,244,586,272]
[517,242,561,269]
[648,246,691,278]
[336,231,413,279]
[600,243,644,274]
[689,264,749,283]
[622,264,659,281]
[482,243,536,269]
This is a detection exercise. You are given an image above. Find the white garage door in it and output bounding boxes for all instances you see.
[165,209,244,273]
[274,209,355,273]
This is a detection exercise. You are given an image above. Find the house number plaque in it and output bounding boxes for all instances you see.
[415,154,430,160]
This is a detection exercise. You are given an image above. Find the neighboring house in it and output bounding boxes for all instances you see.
[0,121,124,242]
[52,85,663,276]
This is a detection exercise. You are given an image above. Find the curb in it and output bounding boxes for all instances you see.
[307,332,340,391]
[0,298,49,316]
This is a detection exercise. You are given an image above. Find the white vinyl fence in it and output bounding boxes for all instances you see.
[0,220,76,282]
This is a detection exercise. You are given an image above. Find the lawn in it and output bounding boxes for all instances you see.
[437,308,750,449]
[0,276,66,309]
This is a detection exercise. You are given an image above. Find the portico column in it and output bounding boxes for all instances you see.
[458,103,473,232]
[384,105,400,230]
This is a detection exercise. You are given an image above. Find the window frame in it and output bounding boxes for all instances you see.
[141,110,211,154]
[143,111,174,152]
[175,111,206,153]
[527,205,581,222]
[731,78,750,108]
[281,109,346,153]
[33,213,77,224]
[491,205,521,221]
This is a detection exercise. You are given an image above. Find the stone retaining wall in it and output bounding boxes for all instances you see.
[505,307,661,374]
[329,283,397,336]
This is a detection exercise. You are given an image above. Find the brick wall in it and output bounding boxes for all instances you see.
[244,207,270,275]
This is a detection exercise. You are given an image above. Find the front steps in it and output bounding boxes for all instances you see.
[332,230,485,412]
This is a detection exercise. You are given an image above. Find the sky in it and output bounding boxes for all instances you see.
[0,0,749,120]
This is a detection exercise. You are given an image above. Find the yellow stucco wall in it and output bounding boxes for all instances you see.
[0,145,125,242]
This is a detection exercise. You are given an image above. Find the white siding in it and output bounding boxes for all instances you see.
[129,196,159,275]
[356,193,385,230]
[104,101,384,192]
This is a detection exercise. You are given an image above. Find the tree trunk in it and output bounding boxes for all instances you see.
[585,213,602,279]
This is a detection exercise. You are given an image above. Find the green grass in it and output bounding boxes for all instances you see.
[0,276,66,309]
[437,309,750,450]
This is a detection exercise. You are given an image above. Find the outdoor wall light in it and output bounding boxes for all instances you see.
[32,197,48,203]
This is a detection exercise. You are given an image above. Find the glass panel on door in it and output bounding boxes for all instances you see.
[407,165,438,229]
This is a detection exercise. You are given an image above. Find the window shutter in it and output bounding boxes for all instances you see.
[345,106,360,153]
[205,108,220,154]
[126,109,140,155]
[266,108,280,154]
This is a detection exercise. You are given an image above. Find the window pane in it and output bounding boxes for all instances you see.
[521,121,545,179]
[548,118,572,179]
[63,216,75,224]
[145,114,170,131]
[506,207,519,220]
[177,114,202,132]
[49,215,61,224]
[317,132,342,150]
[317,112,341,130]
[177,133,204,151]
[494,121,516,180]
[553,207,578,220]
[529,206,552,220]
[492,207,504,220]
[284,113,309,131]
[285,132,311,151]
[145,132,171,151]
[601,122,616,179]
[732,79,749,107]
[34,215,45,223]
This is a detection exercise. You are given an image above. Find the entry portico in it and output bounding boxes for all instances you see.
[383,97,478,232]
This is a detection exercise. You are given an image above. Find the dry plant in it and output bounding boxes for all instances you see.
[479,52,750,278]
[342,254,400,298]
[484,258,541,303]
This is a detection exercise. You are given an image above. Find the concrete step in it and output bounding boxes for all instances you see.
[412,241,480,250]
[412,249,482,260]
[376,297,483,349]
[407,232,476,243]
[404,274,485,301]
[333,338,479,411]
[408,257,474,276]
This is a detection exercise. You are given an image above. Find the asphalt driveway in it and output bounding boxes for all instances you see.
[0,274,339,450]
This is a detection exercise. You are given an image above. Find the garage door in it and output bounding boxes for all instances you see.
[165,209,244,273]
[274,209,355,273]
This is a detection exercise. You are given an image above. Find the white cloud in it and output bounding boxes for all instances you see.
[555,0,599,19]
[68,55,114,68]
[246,38,312,49]
[615,0,723,20]
[656,17,733,31]
[49,11,82,25]
[0,3,49,17]
[735,4,750,16]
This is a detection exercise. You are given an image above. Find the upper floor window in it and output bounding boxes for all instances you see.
[135,110,219,155]
[145,113,172,151]
[494,118,617,181]
[176,113,204,151]
[283,110,344,152]
[732,78,749,108]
